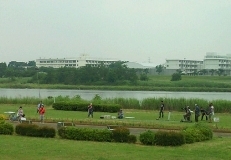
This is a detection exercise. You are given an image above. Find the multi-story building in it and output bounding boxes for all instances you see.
[36,54,123,68]
[165,59,203,74]
[203,52,231,69]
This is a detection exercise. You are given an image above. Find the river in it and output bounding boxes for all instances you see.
[0,88,230,101]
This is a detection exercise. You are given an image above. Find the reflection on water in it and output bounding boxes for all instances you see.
[0,88,230,101]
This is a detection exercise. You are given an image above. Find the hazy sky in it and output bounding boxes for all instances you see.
[1,0,231,65]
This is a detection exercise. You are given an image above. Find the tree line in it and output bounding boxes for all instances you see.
[0,61,152,85]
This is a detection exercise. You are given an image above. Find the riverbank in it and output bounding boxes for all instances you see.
[1,75,231,92]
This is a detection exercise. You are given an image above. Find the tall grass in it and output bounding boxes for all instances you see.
[0,95,230,113]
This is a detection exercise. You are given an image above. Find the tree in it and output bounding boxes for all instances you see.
[176,69,183,74]
[217,68,225,76]
[0,62,7,77]
[209,69,215,76]
[156,65,164,75]
[200,69,207,75]
[28,61,36,66]
[171,73,182,81]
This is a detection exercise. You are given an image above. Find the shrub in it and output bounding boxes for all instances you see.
[139,130,155,145]
[112,127,130,143]
[0,123,14,135]
[58,127,112,142]
[171,73,181,81]
[128,135,137,144]
[15,124,56,138]
[155,130,185,146]
[58,127,67,138]
[182,123,213,143]
[0,114,6,124]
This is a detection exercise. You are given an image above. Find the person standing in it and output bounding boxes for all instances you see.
[156,101,164,120]
[88,103,93,118]
[38,104,45,123]
[195,104,200,122]
[209,103,215,123]
[37,101,42,113]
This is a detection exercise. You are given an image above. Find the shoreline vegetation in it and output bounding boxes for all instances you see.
[0,75,231,92]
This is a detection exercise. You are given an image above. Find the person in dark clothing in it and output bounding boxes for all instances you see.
[183,106,192,121]
[195,104,200,122]
[201,107,208,121]
[87,103,93,118]
[156,101,164,120]
[118,109,124,119]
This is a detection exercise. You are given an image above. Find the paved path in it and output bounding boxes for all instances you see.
[10,120,231,137]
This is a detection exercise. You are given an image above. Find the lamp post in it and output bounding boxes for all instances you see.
[36,67,41,99]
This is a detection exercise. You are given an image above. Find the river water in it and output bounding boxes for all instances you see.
[0,88,230,101]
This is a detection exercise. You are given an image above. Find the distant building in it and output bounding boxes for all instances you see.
[164,52,231,75]
[203,52,231,70]
[165,59,203,74]
[124,62,157,69]
[36,54,124,68]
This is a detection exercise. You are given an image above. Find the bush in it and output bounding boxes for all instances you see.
[182,123,213,143]
[0,114,6,124]
[15,124,56,138]
[128,135,137,144]
[139,130,155,145]
[58,127,112,142]
[155,130,185,146]
[0,123,14,135]
[112,127,130,143]
[171,73,182,81]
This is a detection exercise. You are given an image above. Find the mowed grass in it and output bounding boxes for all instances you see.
[1,104,231,129]
[0,135,231,160]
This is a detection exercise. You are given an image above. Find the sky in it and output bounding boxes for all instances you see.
[1,0,231,65]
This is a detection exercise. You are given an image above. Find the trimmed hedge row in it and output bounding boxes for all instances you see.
[139,123,213,146]
[15,124,56,138]
[52,102,121,113]
[58,126,137,143]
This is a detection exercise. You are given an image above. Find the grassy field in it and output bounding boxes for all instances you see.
[1,103,231,160]
[0,135,231,160]
[1,104,231,130]
[0,75,231,91]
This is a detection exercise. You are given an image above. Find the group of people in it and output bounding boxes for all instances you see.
[87,103,124,119]
[15,101,46,123]
[182,103,215,122]
[155,100,215,123]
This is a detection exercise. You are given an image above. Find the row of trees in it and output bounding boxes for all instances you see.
[177,68,228,76]
[1,61,159,85]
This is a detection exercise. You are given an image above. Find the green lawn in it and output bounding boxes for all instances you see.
[1,104,230,130]
[0,135,231,160]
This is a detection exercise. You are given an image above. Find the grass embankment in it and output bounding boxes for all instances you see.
[0,135,231,160]
[0,75,231,91]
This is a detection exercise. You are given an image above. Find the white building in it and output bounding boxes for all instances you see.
[165,59,203,74]
[124,62,157,69]
[203,52,231,70]
[36,54,123,68]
